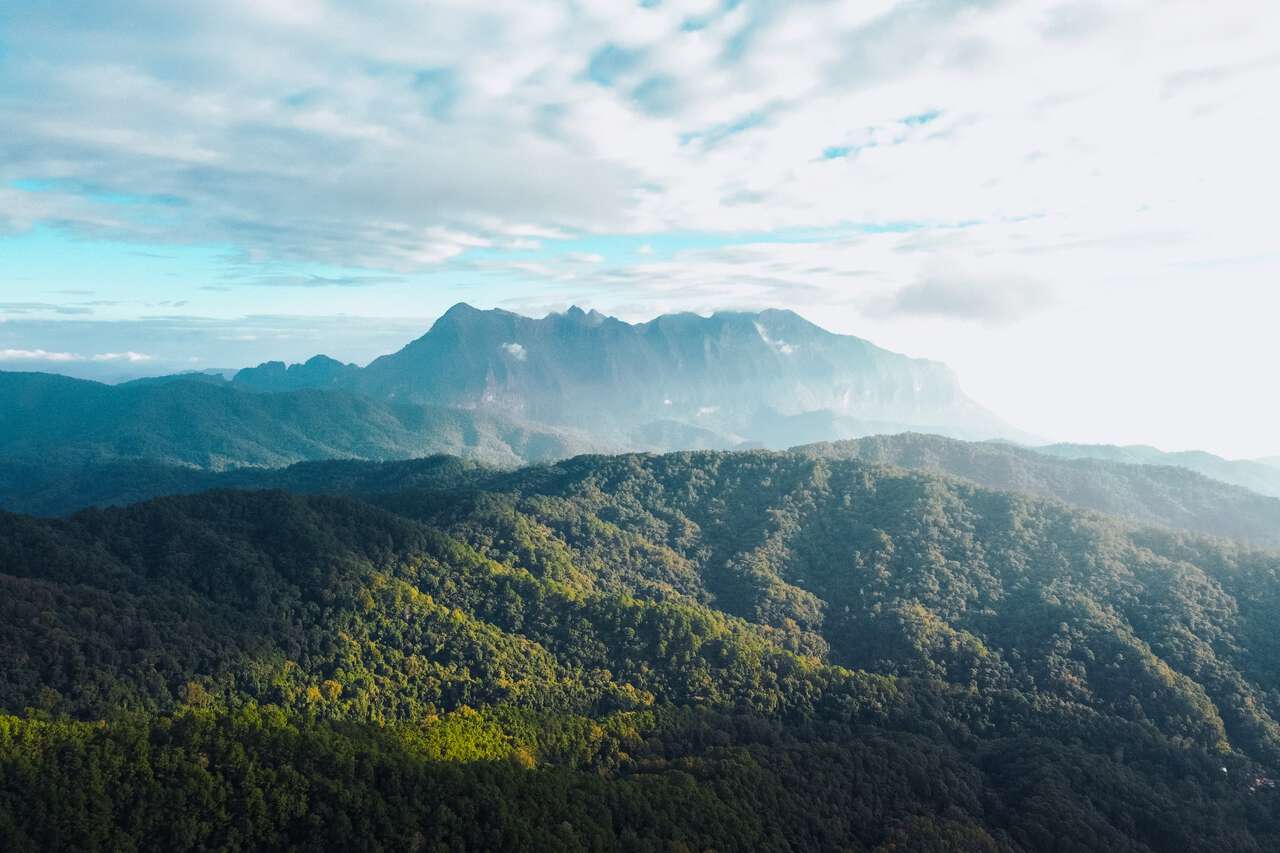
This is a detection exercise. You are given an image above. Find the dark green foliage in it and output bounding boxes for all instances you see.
[5,706,1276,853]
[3,449,1280,849]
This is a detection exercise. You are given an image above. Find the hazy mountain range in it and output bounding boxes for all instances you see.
[3,303,1274,505]
[0,303,1027,468]
[234,303,1022,444]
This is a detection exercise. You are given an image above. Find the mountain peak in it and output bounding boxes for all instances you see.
[232,352,358,393]
[556,305,610,326]
[435,302,486,325]
[441,301,481,317]
[421,303,523,341]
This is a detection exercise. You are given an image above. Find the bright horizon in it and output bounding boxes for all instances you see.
[3,1,1278,458]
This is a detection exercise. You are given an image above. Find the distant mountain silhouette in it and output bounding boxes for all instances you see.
[233,354,360,392]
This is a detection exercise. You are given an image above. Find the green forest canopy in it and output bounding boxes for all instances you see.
[3,450,1280,851]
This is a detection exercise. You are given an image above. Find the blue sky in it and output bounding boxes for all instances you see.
[2,1,1279,456]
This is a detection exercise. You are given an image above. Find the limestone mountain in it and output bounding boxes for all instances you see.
[232,354,360,393]
[292,302,1022,445]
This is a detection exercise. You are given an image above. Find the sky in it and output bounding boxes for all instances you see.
[1,0,1278,458]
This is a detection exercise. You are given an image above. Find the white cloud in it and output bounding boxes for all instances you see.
[873,263,1054,325]
[0,315,435,378]
[500,341,527,361]
[754,321,797,354]
[4,0,1277,272]
[92,351,154,363]
[0,348,81,362]
[0,348,153,363]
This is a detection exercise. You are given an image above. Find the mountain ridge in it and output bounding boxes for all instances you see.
[4,433,1279,553]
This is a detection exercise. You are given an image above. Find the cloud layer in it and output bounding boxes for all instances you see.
[5,1,1276,276]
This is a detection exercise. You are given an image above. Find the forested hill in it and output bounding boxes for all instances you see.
[796,432,1280,548]
[5,431,1280,552]
[3,451,1280,850]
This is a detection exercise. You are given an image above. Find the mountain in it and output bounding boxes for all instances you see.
[240,303,1021,445]
[1034,442,1280,498]
[797,433,1280,548]
[1260,456,1280,469]
[0,306,1028,480]
[3,452,1280,850]
[232,353,360,392]
[0,371,605,469]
